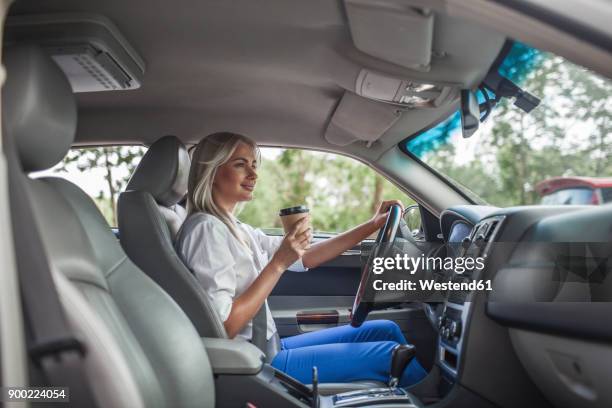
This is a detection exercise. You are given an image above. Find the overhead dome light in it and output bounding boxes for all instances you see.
[355,69,458,108]
[407,82,437,93]
[399,95,430,106]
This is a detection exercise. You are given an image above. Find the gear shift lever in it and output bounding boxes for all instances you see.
[389,344,416,387]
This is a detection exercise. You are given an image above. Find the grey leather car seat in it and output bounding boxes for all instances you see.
[3,45,216,407]
[118,135,226,338]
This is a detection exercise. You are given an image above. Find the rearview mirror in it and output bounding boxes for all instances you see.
[460,89,480,138]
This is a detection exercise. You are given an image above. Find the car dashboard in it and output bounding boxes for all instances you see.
[429,203,612,408]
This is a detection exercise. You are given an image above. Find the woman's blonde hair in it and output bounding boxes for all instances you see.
[188,132,260,248]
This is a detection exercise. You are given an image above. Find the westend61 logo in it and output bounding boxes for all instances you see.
[372,254,485,275]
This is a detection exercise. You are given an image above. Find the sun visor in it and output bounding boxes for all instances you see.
[5,13,145,93]
[344,0,434,71]
[325,92,401,147]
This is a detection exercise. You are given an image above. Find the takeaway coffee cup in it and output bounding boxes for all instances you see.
[279,206,310,235]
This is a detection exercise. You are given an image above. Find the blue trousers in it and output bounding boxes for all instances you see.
[271,320,427,387]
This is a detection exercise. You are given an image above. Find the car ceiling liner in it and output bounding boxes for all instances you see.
[5,13,145,93]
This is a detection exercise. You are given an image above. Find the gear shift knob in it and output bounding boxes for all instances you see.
[389,344,416,387]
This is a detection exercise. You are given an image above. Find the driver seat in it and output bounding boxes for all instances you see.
[117,135,227,339]
[119,136,286,358]
[117,137,386,393]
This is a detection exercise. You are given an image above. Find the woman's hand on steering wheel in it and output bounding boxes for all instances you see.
[371,200,405,229]
[352,202,404,327]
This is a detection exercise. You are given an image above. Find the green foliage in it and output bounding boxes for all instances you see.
[416,52,611,207]
[55,146,146,225]
[239,150,415,233]
[56,144,411,233]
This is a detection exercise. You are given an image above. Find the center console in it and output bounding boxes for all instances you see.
[264,365,423,408]
[438,216,504,378]
[203,337,425,407]
[326,387,419,407]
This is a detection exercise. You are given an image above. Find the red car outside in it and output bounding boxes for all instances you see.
[536,177,612,205]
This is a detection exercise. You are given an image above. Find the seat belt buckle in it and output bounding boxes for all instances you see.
[29,336,86,365]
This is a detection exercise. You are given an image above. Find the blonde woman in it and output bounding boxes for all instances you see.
[176,132,426,385]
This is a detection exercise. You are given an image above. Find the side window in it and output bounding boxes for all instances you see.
[34,146,147,226]
[239,148,415,236]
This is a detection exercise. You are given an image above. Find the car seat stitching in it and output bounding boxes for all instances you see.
[106,255,129,279]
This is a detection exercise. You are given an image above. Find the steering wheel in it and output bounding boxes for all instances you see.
[350,204,403,327]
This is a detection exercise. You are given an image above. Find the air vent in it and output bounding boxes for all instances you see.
[5,13,145,93]
[51,45,134,91]
[476,217,504,258]
[484,220,499,242]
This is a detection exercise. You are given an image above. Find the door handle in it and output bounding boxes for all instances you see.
[296,310,339,325]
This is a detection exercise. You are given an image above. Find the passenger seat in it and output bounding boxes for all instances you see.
[3,45,216,408]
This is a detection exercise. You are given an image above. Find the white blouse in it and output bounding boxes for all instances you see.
[175,212,307,341]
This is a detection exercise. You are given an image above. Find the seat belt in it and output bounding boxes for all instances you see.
[251,302,268,355]
[237,218,269,356]
[4,138,99,407]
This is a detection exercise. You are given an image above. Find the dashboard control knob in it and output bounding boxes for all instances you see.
[437,316,444,329]
[461,236,471,250]
[450,320,462,337]
[474,234,486,248]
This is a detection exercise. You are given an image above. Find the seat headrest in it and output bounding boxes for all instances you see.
[126,135,190,207]
[2,45,77,172]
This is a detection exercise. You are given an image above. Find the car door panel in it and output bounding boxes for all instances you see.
[268,235,439,369]
[270,293,436,369]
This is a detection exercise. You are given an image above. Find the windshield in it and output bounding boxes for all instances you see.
[402,42,612,207]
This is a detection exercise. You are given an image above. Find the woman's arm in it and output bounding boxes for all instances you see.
[223,257,285,338]
[302,200,403,269]
[224,218,311,338]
